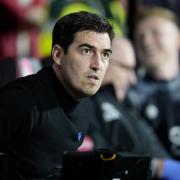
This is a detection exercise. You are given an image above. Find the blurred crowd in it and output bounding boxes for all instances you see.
[0,0,180,179]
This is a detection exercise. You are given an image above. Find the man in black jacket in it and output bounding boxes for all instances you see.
[0,11,114,179]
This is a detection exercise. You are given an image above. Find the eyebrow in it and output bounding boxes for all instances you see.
[78,43,112,54]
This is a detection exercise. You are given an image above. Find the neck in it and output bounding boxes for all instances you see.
[52,64,83,102]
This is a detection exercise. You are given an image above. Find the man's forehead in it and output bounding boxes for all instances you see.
[137,16,178,29]
[73,31,111,48]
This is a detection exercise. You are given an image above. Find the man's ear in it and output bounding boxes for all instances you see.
[52,44,64,65]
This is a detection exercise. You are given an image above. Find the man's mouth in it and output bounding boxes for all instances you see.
[87,74,99,80]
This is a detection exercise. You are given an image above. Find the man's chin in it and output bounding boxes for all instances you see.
[83,87,100,97]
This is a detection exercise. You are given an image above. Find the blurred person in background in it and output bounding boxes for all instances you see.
[126,6,180,160]
[76,36,180,180]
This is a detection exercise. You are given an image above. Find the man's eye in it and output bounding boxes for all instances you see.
[81,48,91,55]
[102,52,111,59]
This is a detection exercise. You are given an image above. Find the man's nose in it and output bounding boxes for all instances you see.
[90,54,102,71]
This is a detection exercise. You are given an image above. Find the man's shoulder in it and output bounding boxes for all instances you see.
[3,67,53,89]
[0,78,36,110]
[0,68,53,106]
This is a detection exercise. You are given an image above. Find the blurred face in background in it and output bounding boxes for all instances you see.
[103,37,137,101]
[135,16,180,70]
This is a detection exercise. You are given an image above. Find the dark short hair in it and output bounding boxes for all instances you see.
[52,11,114,53]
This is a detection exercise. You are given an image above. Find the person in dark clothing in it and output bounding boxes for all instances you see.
[126,6,180,160]
[0,11,114,179]
[77,37,180,180]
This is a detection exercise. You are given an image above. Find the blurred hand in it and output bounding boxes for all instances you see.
[158,159,180,180]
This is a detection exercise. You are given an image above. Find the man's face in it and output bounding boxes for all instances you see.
[135,16,180,69]
[55,31,111,100]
